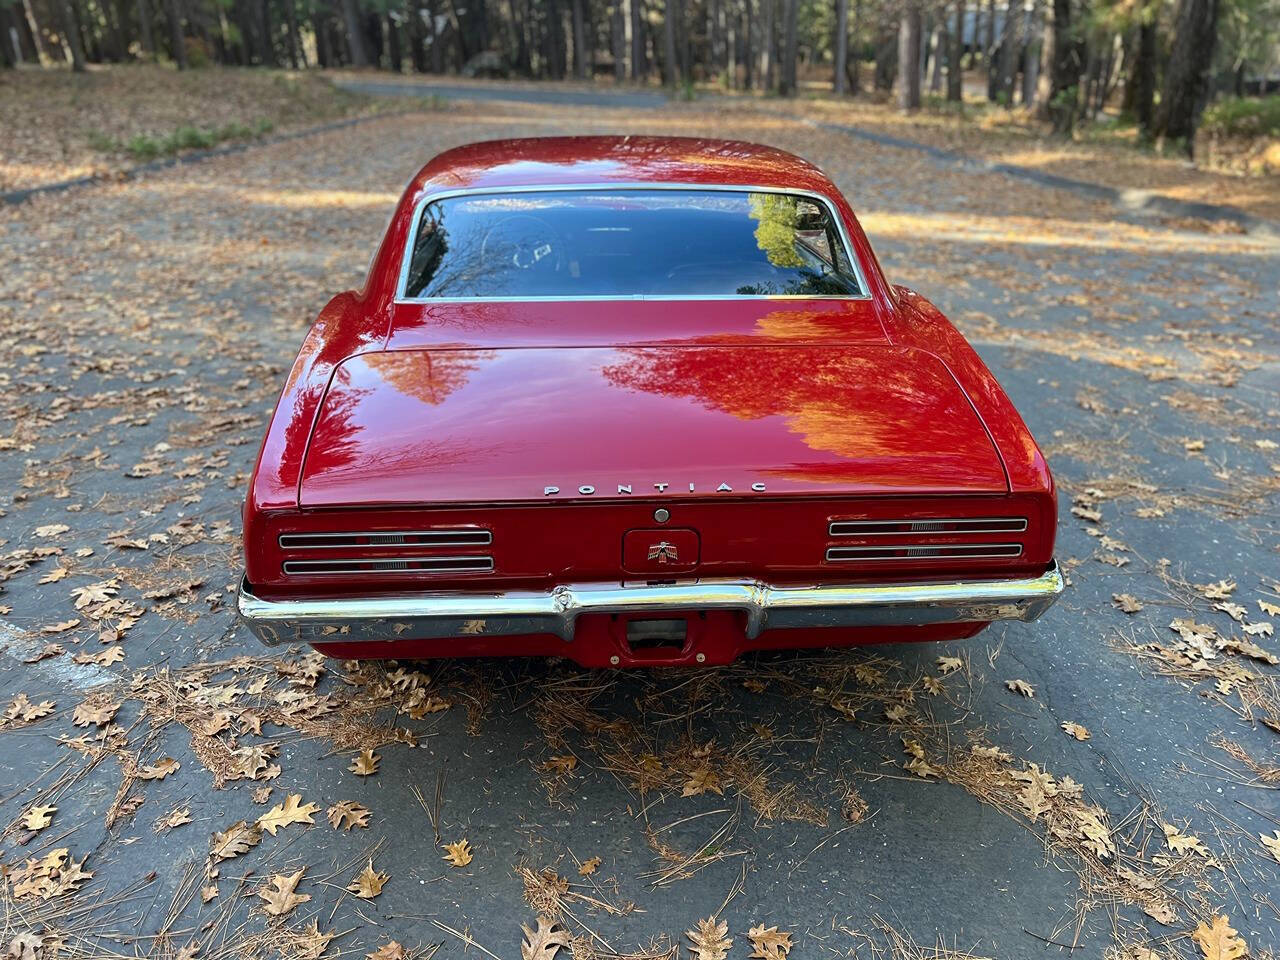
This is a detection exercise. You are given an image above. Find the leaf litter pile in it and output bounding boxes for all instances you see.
[1,83,1278,959]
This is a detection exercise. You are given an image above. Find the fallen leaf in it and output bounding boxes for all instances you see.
[686,917,732,960]
[138,757,179,780]
[682,766,723,797]
[442,838,472,867]
[1163,823,1211,857]
[1005,679,1035,698]
[71,698,119,727]
[747,924,793,959]
[1112,593,1143,613]
[209,820,262,861]
[1061,722,1091,741]
[1258,831,1280,864]
[350,748,379,776]
[367,943,407,960]
[22,805,56,831]
[1191,914,1247,960]
[257,868,310,917]
[578,856,601,876]
[347,860,388,899]
[256,794,319,835]
[155,806,192,832]
[327,800,371,830]
[41,619,80,635]
[38,567,68,584]
[521,916,570,960]
[936,655,963,675]
[34,524,69,538]
[1259,600,1280,617]
[904,756,939,779]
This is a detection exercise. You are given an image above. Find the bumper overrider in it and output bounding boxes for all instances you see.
[237,561,1064,648]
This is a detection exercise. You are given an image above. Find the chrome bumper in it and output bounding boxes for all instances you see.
[237,561,1063,647]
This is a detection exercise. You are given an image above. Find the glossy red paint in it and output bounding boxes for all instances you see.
[242,136,1057,665]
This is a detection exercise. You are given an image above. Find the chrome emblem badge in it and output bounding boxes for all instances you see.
[647,541,679,563]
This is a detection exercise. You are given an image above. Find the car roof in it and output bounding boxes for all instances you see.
[405,136,842,199]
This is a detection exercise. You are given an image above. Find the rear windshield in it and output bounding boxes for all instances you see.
[401,189,863,299]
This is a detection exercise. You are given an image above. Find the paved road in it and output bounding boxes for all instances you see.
[0,96,1277,960]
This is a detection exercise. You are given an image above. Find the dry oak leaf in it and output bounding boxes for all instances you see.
[257,868,310,917]
[747,925,794,960]
[71,698,119,727]
[256,793,319,835]
[155,806,192,832]
[327,800,371,830]
[350,749,380,776]
[42,619,80,635]
[543,755,578,775]
[521,916,570,960]
[904,756,940,779]
[1259,600,1280,617]
[686,917,732,960]
[1061,722,1091,741]
[71,581,117,609]
[347,860,389,899]
[442,838,473,867]
[1163,823,1211,858]
[1005,679,1036,698]
[33,524,69,538]
[209,820,262,862]
[1112,593,1144,613]
[39,566,68,584]
[1191,914,1248,960]
[682,766,724,797]
[936,655,964,675]
[138,757,179,780]
[368,943,407,960]
[1258,830,1280,864]
[578,856,601,876]
[22,805,56,831]
[3,694,55,725]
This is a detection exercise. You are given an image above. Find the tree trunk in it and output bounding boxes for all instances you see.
[1047,0,1081,132]
[340,0,367,64]
[662,0,678,83]
[1020,0,1041,105]
[846,0,861,92]
[759,0,773,90]
[630,0,645,79]
[778,0,797,94]
[136,0,156,55]
[947,0,963,100]
[386,12,402,70]
[897,3,921,109]
[58,0,86,69]
[833,0,848,93]
[873,22,896,90]
[611,1,624,80]
[927,20,944,92]
[572,0,587,77]
[1132,12,1156,135]
[285,0,305,66]
[165,0,186,66]
[1153,0,1217,155]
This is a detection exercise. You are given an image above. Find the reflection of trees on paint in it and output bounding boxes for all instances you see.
[748,193,804,269]
[602,346,998,486]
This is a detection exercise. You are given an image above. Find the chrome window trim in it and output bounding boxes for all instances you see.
[279,530,493,550]
[282,556,494,575]
[393,182,872,304]
[828,518,1029,537]
[825,544,1024,562]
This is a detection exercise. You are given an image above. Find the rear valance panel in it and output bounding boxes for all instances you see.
[299,345,1008,508]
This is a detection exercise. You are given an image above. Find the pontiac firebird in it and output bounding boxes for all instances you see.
[237,136,1063,667]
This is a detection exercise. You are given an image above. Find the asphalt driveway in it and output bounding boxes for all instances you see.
[0,93,1277,960]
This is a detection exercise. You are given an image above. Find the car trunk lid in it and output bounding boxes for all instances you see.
[298,344,1008,508]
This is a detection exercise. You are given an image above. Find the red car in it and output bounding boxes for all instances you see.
[238,136,1062,667]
